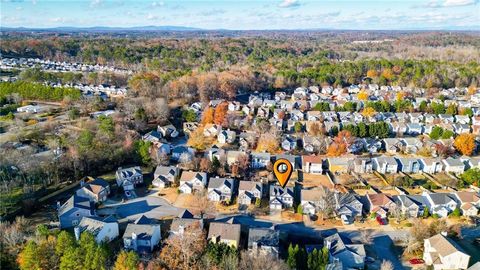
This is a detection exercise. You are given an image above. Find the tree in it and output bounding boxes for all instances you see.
[68,107,80,120]
[98,115,115,137]
[366,69,378,78]
[429,126,443,140]
[182,109,197,122]
[423,207,430,218]
[187,128,210,150]
[159,222,206,270]
[55,231,76,257]
[214,102,229,126]
[297,204,303,215]
[256,133,279,153]
[450,208,461,217]
[114,250,139,270]
[239,250,288,270]
[454,133,476,156]
[357,91,369,101]
[294,122,303,133]
[380,260,394,270]
[287,244,298,269]
[327,130,352,156]
[361,107,376,117]
[446,104,458,115]
[202,107,215,125]
[460,168,480,186]
[17,240,41,270]
[314,187,336,220]
[134,140,152,165]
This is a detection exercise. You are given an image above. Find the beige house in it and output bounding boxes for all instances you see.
[423,233,470,270]
[207,222,241,248]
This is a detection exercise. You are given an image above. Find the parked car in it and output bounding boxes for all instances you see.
[409,259,424,265]
[376,216,386,225]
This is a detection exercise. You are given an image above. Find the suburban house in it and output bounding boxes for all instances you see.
[443,158,465,174]
[250,152,271,169]
[423,233,470,270]
[334,193,364,224]
[170,218,203,237]
[423,192,458,218]
[270,185,295,210]
[247,228,280,258]
[372,156,398,174]
[152,165,179,188]
[179,171,208,194]
[218,129,236,144]
[421,158,443,174]
[204,124,222,137]
[300,189,323,216]
[76,177,110,203]
[302,155,324,174]
[77,216,119,243]
[157,124,179,138]
[142,130,162,144]
[393,195,426,218]
[171,146,195,161]
[353,158,373,174]
[454,192,480,217]
[208,222,241,248]
[366,193,396,218]
[123,215,161,253]
[115,166,143,190]
[324,233,366,270]
[281,136,297,151]
[275,154,299,170]
[397,157,421,174]
[58,195,95,229]
[383,138,404,153]
[327,157,351,174]
[207,177,235,202]
[238,181,263,205]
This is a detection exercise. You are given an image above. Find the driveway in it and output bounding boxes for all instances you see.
[373,235,407,270]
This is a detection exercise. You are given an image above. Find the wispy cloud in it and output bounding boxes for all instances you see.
[278,0,300,8]
[423,0,478,8]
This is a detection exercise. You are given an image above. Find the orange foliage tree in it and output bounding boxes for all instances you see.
[381,68,393,80]
[214,102,228,125]
[366,69,378,78]
[362,107,377,117]
[201,107,214,125]
[357,91,369,101]
[454,133,476,156]
[327,130,352,156]
[256,133,279,153]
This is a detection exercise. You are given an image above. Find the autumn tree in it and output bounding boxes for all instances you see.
[357,91,369,101]
[187,128,211,151]
[256,133,280,153]
[158,222,206,270]
[361,107,376,117]
[114,250,139,270]
[202,107,215,125]
[214,102,229,126]
[454,133,476,156]
[326,130,352,156]
[366,69,378,78]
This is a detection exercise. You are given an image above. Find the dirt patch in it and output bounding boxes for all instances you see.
[301,173,334,189]
[173,193,196,208]
[281,211,303,222]
[156,187,179,204]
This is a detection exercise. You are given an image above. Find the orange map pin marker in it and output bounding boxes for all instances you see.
[273,158,293,188]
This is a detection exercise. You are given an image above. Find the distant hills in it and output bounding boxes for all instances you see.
[0,25,202,32]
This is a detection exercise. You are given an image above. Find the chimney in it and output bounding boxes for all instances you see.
[74,226,81,241]
[326,240,332,250]
[441,231,448,237]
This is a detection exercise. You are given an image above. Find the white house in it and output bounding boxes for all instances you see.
[372,156,398,174]
[207,177,235,202]
[179,171,208,194]
[238,181,263,205]
[269,185,294,210]
[123,216,161,253]
[442,158,465,174]
[152,166,179,188]
[116,166,143,190]
[422,192,458,218]
[421,158,443,174]
[423,233,470,270]
[302,155,323,174]
[77,216,119,243]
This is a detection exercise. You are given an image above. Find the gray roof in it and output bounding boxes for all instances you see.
[123,223,158,240]
[248,228,279,247]
[428,193,456,205]
[208,222,241,243]
[78,216,117,236]
[59,195,94,216]
[154,166,177,178]
[170,218,201,232]
[208,177,234,189]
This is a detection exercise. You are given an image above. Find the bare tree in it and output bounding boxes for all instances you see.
[380,260,394,270]
[195,190,215,218]
[315,187,336,220]
[238,250,288,270]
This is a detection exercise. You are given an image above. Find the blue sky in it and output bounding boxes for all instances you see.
[1,0,479,30]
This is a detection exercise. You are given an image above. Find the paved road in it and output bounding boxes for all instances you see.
[373,235,407,270]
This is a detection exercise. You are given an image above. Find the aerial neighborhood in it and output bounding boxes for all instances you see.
[43,82,480,269]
